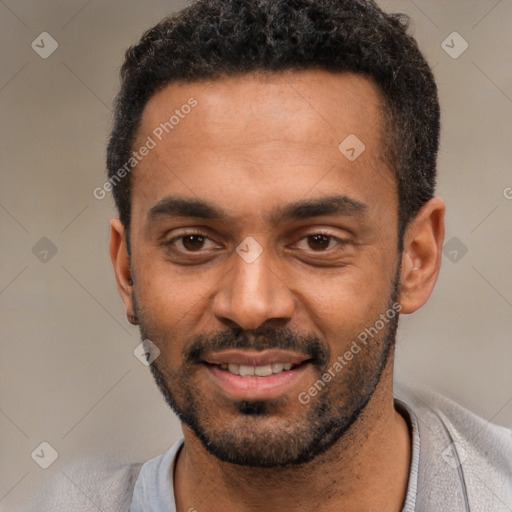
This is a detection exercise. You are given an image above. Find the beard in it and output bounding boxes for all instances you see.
[134,269,401,468]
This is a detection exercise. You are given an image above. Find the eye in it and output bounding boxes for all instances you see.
[305,234,332,251]
[166,232,219,252]
[296,233,348,252]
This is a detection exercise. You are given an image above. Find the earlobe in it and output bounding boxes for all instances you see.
[399,198,445,314]
[109,218,137,323]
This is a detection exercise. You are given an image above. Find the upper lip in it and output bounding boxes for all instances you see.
[203,349,311,367]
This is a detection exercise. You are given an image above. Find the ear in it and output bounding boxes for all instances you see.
[110,218,137,324]
[399,197,445,314]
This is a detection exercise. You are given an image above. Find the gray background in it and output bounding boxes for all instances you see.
[1,0,511,508]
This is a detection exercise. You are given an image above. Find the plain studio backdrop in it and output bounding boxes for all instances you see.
[1,0,511,508]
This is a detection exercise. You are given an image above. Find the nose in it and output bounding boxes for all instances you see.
[211,248,295,331]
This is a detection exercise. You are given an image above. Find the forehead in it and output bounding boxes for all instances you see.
[131,70,395,226]
[140,70,384,147]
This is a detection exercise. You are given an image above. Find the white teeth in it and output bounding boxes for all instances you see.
[219,362,297,376]
[239,365,255,376]
[228,363,239,374]
[271,363,284,373]
[254,364,273,377]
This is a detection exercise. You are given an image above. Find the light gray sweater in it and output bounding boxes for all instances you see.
[16,385,512,511]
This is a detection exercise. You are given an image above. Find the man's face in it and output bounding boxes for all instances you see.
[127,71,401,466]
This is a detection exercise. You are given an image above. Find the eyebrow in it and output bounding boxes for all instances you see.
[147,194,368,225]
[148,197,223,221]
[274,195,367,223]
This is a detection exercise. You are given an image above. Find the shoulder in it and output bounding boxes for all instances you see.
[12,458,142,512]
[395,383,512,511]
[397,384,512,464]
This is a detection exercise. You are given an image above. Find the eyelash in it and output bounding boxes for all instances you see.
[164,230,349,254]
[165,231,220,251]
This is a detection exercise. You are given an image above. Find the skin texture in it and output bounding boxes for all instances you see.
[110,70,445,512]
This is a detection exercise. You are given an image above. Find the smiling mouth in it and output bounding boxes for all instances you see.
[202,351,313,400]
[201,348,314,401]
[202,349,311,374]
[208,361,302,377]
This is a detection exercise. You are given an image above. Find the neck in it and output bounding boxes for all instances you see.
[174,362,411,512]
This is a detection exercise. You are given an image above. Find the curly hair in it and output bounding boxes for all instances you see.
[106,0,439,247]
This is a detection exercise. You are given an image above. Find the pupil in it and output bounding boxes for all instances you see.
[183,235,204,251]
[308,234,330,250]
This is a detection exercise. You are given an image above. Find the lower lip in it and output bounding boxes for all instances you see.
[205,363,311,401]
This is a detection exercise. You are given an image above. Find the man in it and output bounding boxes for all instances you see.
[26,0,511,511]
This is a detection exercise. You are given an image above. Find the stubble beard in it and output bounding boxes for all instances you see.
[134,273,400,468]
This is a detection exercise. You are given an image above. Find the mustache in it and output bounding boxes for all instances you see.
[184,327,329,367]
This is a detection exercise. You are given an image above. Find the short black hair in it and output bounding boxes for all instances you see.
[107,0,439,247]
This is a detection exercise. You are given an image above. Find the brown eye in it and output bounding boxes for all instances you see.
[182,235,206,251]
[307,234,332,251]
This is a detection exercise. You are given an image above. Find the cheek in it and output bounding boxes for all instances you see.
[139,274,208,320]
[134,256,221,351]
[294,264,395,345]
